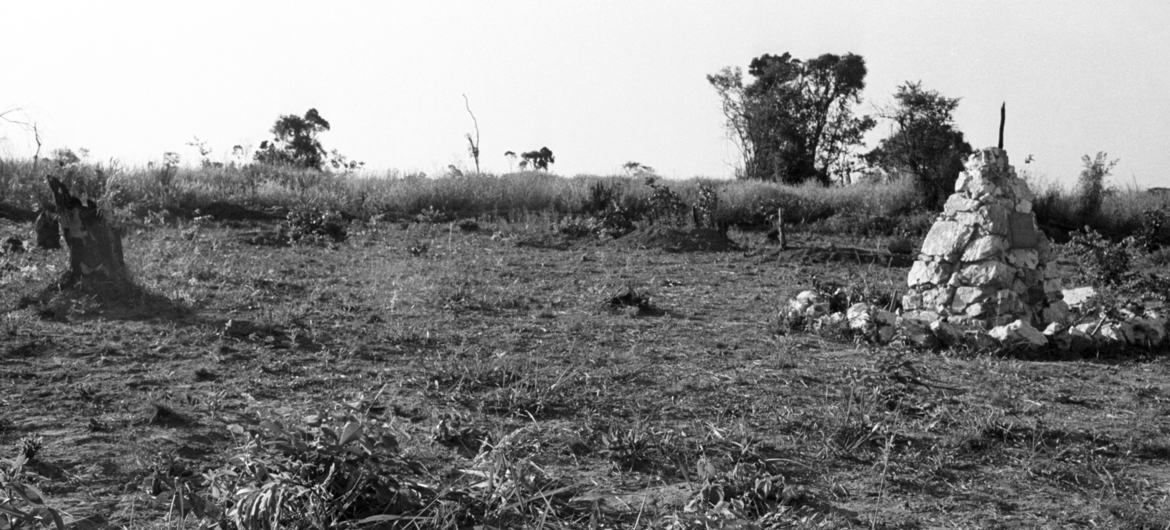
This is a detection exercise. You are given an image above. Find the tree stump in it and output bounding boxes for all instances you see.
[776,207,787,250]
[35,210,61,250]
[46,176,130,284]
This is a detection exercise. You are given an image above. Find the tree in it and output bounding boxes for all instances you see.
[463,94,481,174]
[254,108,332,170]
[708,52,874,185]
[520,147,555,171]
[1076,152,1118,220]
[867,81,973,210]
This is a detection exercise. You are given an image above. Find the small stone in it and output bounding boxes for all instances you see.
[954,205,1010,237]
[804,302,830,319]
[1008,177,1035,203]
[901,291,923,312]
[1073,321,1100,337]
[930,320,964,346]
[795,290,821,305]
[908,260,951,288]
[960,235,1009,262]
[922,287,954,312]
[876,325,896,343]
[952,286,992,309]
[902,310,940,325]
[846,303,874,331]
[814,312,847,331]
[943,195,981,213]
[956,171,996,198]
[988,319,1047,347]
[920,221,976,260]
[1062,287,1097,310]
[1096,322,1133,344]
[955,261,1016,287]
[965,329,999,350]
[1006,249,1039,269]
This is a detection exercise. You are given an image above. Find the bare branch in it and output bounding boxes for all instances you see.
[463,94,481,174]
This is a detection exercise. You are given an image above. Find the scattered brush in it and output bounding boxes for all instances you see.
[607,285,661,316]
[408,240,429,256]
[281,207,348,245]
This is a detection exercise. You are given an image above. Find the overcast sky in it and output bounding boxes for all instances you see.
[1,1,1167,188]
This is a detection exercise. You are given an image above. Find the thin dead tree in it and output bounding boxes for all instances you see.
[1,107,43,172]
[0,108,45,225]
[463,94,481,174]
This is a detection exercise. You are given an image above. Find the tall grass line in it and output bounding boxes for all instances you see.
[1,158,1164,237]
[0,159,923,224]
[1030,178,1170,239]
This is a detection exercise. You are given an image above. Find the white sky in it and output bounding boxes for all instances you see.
[1,1,1167,188]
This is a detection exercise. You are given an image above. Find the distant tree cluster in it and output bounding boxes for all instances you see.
[507,147,555,171]
[252,108,362,171]
[709,53,977,210]
[708,52,874,185]
[866,82,972,210]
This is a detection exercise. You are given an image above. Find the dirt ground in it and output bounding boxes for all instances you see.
[1,218,1169,528]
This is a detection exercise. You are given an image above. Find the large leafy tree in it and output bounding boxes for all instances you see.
[867,82,972,210]
[708,52,874,185]
[254,108,332,170]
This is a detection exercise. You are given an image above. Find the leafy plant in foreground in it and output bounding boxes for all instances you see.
[204,413,434,529]
[1,439,65,530]
[281,207,348,244]
[1067,227,1134,286]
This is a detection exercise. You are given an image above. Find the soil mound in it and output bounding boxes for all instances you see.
[622,226,739,252]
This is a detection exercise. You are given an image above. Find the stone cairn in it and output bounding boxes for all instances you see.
[782,145,1167,351]
[901,147,1065,331]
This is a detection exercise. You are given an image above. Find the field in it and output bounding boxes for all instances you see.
[2,207,1170,529]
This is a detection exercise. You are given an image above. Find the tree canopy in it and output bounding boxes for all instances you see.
[254,108,332,170]
[867,81,972,209]
[708,52,874,185]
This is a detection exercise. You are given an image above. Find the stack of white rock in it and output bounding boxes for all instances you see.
[777,147,1169,352]
[900,147,1064,331]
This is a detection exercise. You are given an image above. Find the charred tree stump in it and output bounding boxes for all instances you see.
[46,176,130,285]
[35,210,61,249]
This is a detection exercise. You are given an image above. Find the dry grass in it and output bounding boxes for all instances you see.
[1,215,1169,528]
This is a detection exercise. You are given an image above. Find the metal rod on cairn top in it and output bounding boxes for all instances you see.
[998,102,1005,150]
